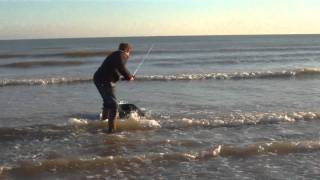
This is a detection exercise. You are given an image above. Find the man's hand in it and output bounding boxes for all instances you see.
[129,75,135,81]
[120,76,135,81]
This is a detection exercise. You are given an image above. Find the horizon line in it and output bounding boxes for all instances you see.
[1,33,320,41]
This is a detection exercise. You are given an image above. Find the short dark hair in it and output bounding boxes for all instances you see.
[118,43,132,51]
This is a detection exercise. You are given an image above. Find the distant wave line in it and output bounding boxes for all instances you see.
[0,51,112,59]
[152,57,316,67]
[140,47,320,54]
[1,46,320,59]
[0,60,91,68]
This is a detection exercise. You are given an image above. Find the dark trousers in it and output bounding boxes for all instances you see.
[94,81,118,110]
[94,80,118,132]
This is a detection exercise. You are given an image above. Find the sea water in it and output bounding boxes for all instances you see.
[1,35,320,179]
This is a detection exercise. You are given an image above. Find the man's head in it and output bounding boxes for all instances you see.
[118,43,132,57]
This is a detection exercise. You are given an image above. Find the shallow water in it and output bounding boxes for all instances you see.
[1,35,320,179]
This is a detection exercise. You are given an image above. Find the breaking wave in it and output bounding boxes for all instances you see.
[163,111,320,129]
[1,140,320,178]
[139,68,320,81]
[199,140,320,158]
[0,111,318,142]
[0,77,92,87]
[0,112,159,142]
[68,112,161,131]
[1,68,320,87]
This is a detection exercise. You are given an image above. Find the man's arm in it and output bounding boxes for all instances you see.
[117,53,133,81]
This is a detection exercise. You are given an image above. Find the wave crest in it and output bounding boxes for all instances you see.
[1,68,320,87]
[69,112,161,131]
[200,140,320,159]
[165,111,320,129]
[0,77,92,87]
[1,140,319,178]
[139,68,320,81]
[1,111,316,142]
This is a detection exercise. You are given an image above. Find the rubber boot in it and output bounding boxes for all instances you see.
[101,108,109,121]
[107,109,117,134]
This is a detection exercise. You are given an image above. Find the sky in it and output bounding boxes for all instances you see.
[0,0,320,40]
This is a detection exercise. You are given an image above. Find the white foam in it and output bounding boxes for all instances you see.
[69,112,161,131]
[2,68,320,87]
[140,68,320,81]
[0,77,92,87]
[2,140,320,177]
[168,111,320,128]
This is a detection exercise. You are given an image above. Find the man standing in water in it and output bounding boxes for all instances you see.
[94,43,135,133]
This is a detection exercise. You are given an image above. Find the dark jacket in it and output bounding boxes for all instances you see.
[94,51,133,83]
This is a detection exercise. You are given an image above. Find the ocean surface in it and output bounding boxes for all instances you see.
[0,35,320,179]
